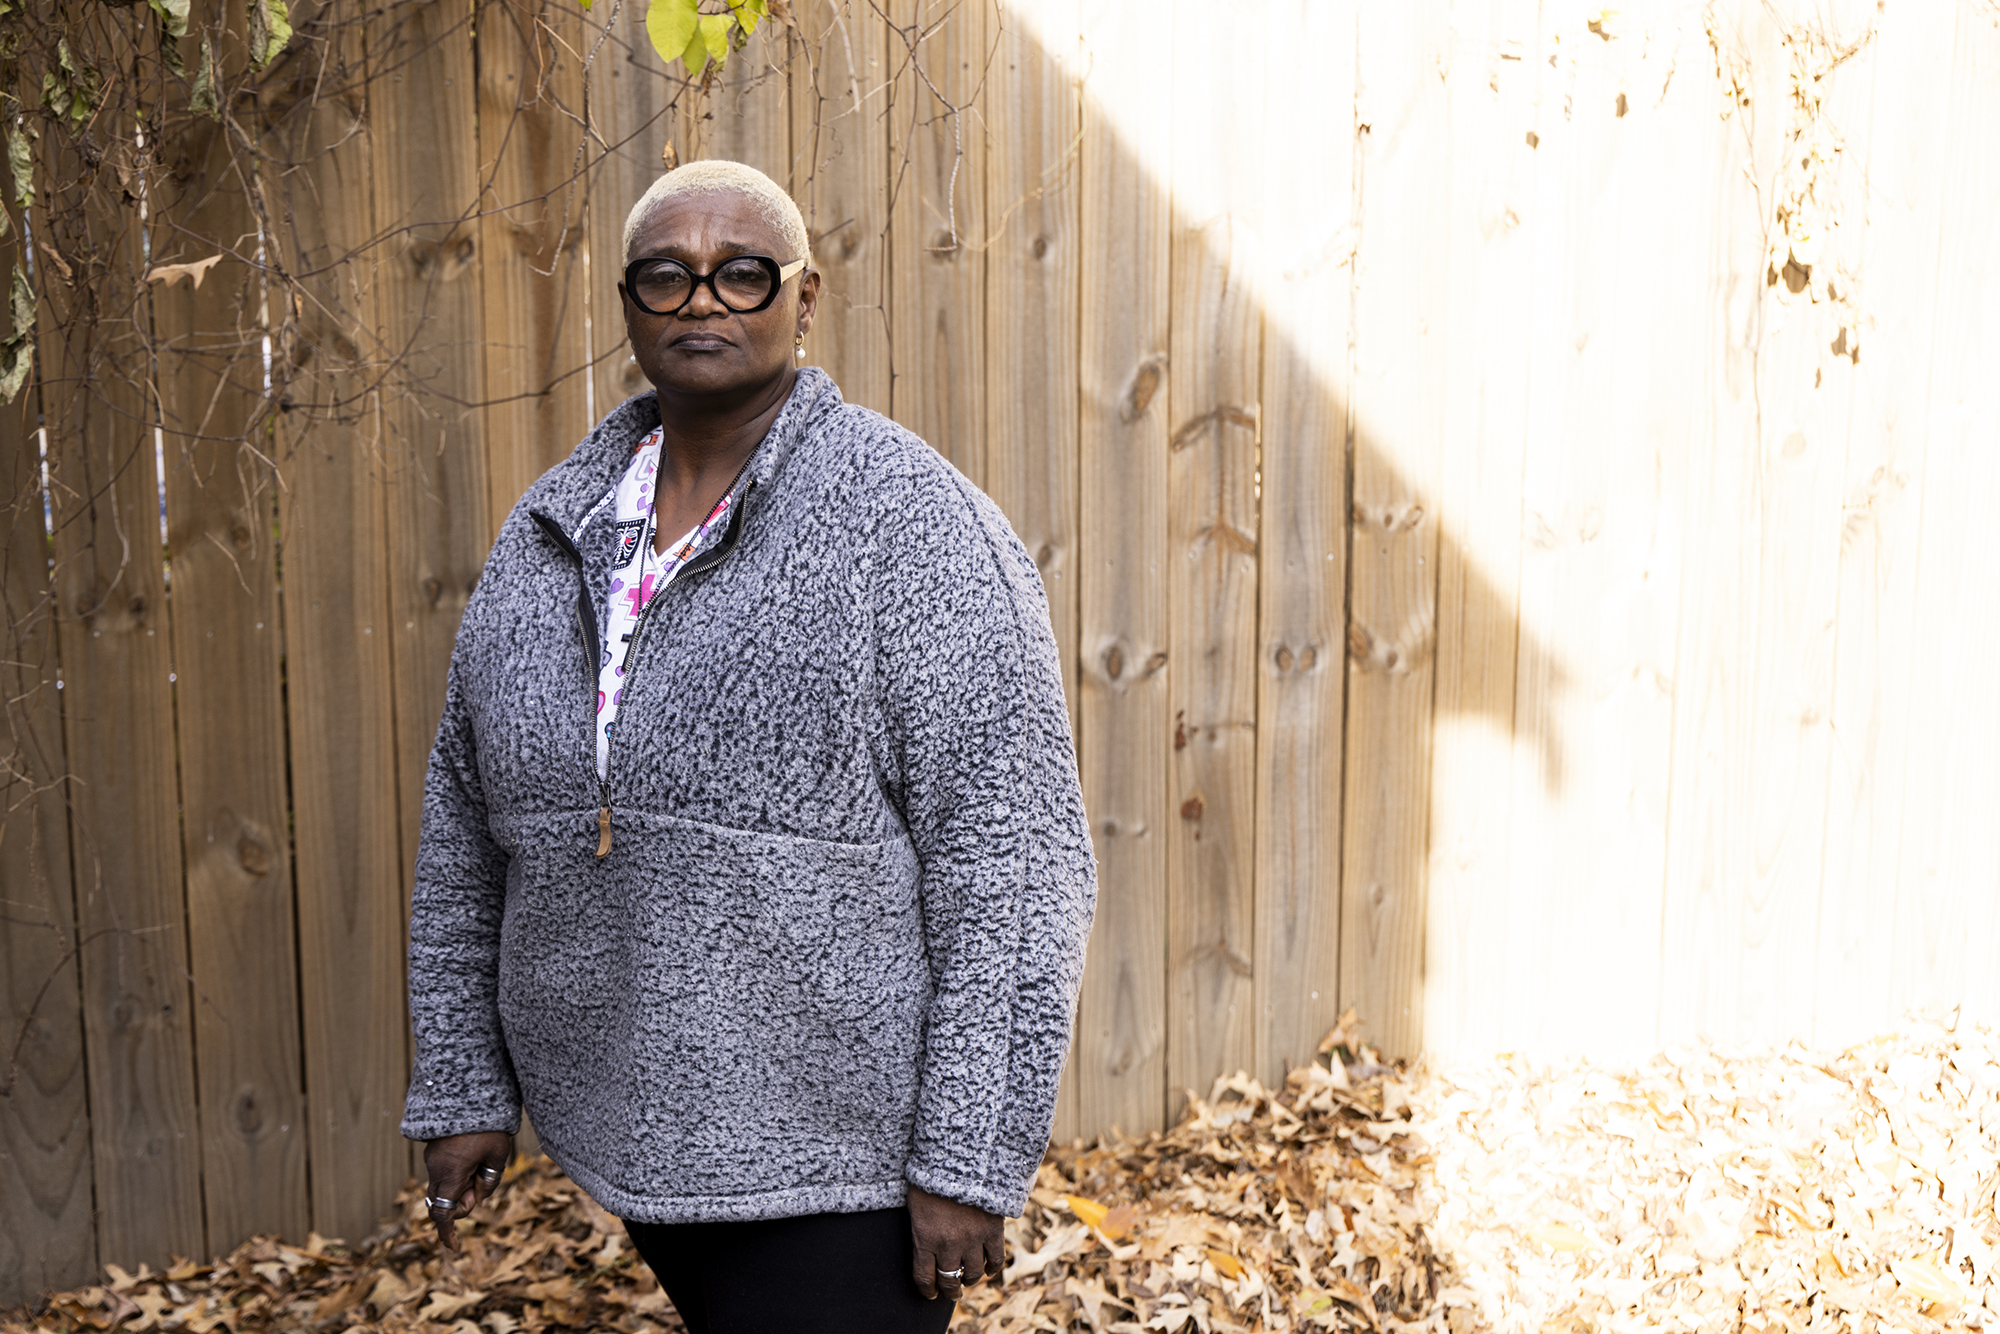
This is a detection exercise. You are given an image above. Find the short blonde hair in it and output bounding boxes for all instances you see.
[622,159,812,267]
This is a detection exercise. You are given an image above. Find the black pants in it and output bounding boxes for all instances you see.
[625,1207,956,1334]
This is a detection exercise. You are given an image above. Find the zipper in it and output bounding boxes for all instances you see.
[530,510,616,855]
[531,480,754,860]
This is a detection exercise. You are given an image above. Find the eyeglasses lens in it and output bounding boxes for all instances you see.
[714,259,775,308]
[633,259,776,313]
[633,263,693,311]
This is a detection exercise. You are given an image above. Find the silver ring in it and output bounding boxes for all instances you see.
[937,1266,964,1280]
[426,1195,458,1211]
[476,1166,501,1182]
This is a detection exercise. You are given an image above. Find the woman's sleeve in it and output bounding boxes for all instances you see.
[873,462,1098,1218]
[399,651,522,1142]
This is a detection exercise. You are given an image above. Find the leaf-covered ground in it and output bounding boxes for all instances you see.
[8,1016,1995,1333]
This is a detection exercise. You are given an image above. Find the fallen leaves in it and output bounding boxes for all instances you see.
[6,1016,1996,1333]
[0,1161,678,1334]
[1408,1015,2000,1333]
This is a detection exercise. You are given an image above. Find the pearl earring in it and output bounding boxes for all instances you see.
[794,333,806,360]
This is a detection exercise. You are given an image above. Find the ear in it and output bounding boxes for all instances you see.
[796,267,822,336]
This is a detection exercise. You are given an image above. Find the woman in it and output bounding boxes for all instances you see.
[400,158,1096,1332]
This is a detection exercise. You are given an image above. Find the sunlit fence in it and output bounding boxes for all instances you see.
[5,0,1998,1303]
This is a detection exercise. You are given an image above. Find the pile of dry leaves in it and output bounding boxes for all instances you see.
[1408,1015,1999,1334]
[9,1015,1997,1334]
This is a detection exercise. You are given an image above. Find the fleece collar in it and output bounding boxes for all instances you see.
[529,366,839,545]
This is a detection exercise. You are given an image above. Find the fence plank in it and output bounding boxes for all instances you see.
[886,0,988,483]
[1656,9,1820,1046]
[38,114,207,1266]
[478,0,593,533]
[1814,0,1950,1046]
[152,87,309,1246]
[1729,4,1853,1045]
[1,340,95,1304]
[984,0,1079,775]
[1499,13,1698,1059]
[1339,4,1450,1059]
[1250,0,1352,1086]
[266,9,412,1243]
[1074,0,1170,1135]
[983,0,1082,1140]
[791,0,893,413]
[1163,0,1258,1112]
[371,0,489,1138]
[1421,0,1534,1064]
[1888,8,2000,1024]
[693,26,791,181]
[587,12,676,416]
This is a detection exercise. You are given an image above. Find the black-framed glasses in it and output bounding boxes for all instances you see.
[622,254,807,316]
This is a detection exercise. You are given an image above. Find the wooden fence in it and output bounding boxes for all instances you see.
[5,0,1999,1303]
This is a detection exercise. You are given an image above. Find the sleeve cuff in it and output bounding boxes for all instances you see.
[905,1159,1032,1219]
[400,1107,521,1143]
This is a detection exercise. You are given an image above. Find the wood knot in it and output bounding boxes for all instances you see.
[421,576,443,607]
[1104,644,1124,680]
[237,834,272,878]
[235,1087,264,1134]
[1120,355,1167,423]
[1180,793,1205,821]
[1276,646,1294,671]
[1031,236,1049,259]
[230,523,252,548]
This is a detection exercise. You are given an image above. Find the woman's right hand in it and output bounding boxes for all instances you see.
[423,1131,513,1252]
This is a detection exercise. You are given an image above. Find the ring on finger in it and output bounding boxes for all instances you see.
[936,1266,964,1280]
[476,1166,501,1184]
[425,1195,458,1211]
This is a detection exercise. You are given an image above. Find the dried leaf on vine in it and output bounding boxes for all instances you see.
[190,36,219,119]
[147,0,189,40]
[247,0,292,71]
[147,254,225,289]
[1,265,34,402]
[8,122,35,212]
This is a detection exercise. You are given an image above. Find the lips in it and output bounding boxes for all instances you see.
[670,332,732,349]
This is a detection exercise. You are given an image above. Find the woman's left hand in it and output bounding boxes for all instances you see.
[908,1183,1004,1301]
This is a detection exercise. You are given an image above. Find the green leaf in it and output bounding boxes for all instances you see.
[680,24,709,79]
[8,124,35,210]
[248,0,293,70]
[45,40,100,128]
[698,13,730,65]
[645,0,698,67]
[147,0,189,40]
[728,0,765,36]
[191,36,219,119]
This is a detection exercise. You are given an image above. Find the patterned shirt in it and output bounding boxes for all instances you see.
[596,426,735,778]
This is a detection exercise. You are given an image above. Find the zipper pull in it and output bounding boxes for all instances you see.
[596,782,613,858]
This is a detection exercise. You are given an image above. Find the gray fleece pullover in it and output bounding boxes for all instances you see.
[400,368,1096,1223]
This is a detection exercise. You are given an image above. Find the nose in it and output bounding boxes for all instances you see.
[680,275,728,317]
